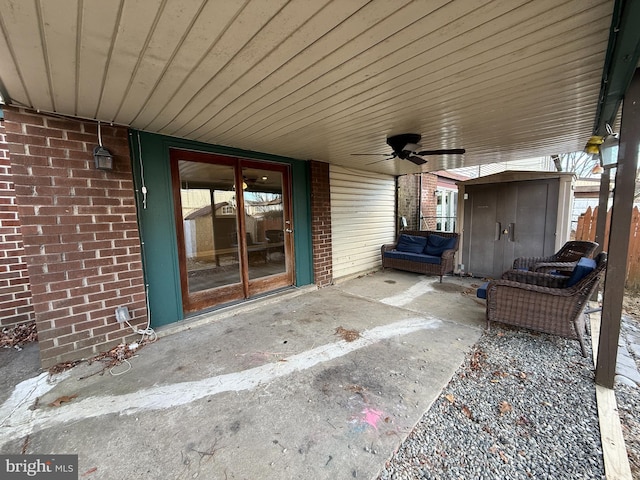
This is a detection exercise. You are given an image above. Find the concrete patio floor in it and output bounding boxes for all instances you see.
[0,270,486,479]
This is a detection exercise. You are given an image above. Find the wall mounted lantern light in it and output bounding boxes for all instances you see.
[93,121,114,171]
[587,123,619,175]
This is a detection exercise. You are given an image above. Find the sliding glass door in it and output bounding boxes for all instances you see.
[171,150,294,314]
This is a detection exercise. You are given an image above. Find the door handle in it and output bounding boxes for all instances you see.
[285,228,293,233]
[495,222,501,241]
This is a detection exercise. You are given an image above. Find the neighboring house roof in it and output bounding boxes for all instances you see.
[184,202,230,220]
[433,170,471,182]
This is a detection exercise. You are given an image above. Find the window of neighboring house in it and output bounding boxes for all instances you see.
[221,205,234,215]
[435,188,458,232]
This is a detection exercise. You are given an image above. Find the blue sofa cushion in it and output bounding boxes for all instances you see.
[566,257,597,287]
[424,234,457,256]
[396,234,428,254]
[384,250,441,265]
[476,281,489,299]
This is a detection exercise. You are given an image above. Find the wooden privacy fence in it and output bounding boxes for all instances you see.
[575,206,640,290]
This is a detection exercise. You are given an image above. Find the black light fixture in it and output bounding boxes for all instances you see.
[93,121,114,171]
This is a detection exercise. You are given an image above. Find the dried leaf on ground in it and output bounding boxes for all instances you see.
[469,349,486,371]
[499,401,513,415]
[335,326,360,342]
[1,322,37,348]
[50,340,151,376]
[461,405,473,419]
[444,393,455,404]
[48,393,78,407]
[48,360,82,375]
[499,451,509,463]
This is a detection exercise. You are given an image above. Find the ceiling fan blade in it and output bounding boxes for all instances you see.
[407,155,427,165]
[416,148,466,156]
[365,152,398,165]
[350,153,392,156]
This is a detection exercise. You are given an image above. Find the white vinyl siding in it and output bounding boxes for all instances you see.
[330,166,396,280]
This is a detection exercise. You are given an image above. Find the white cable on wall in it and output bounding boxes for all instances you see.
[137,131,148,209]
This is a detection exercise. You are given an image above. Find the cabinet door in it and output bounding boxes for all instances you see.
[463,184,498,277]
[509,180,558,266]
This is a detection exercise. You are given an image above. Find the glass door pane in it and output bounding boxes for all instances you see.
[172,149,294,314]
[178,161,241,293]
[242,167,286,280]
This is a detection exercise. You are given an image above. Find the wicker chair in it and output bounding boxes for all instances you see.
[512,240,598,274]
[486,252,607,356]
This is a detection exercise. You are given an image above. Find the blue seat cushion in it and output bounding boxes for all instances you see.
[396,234,428,254]
[424,234,457,256]
[566,257,597,287]
[476,281,489,299]
[384,250,441,265]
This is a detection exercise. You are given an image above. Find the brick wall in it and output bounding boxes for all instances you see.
[309,160,332,287]
[4,107,147,368]
[0,116,35,328]
[420,173,438,230]
[397,174,420,230]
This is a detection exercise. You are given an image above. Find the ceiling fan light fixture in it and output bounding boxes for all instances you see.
[403,143,421,152]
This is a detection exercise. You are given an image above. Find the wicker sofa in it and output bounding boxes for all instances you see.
[381,230,459,282]
[485,252,607,356]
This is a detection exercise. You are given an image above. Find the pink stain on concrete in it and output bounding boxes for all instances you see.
[361,407,384,430]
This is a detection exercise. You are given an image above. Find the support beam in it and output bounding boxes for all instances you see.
[594,167,611,255]
[595,68,640,388]
[592,0,640,136]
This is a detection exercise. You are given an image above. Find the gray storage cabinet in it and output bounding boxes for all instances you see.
[458,172,574,279]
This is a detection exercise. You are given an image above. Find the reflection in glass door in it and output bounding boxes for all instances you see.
[171,150,294,314]
[242,167,286,281]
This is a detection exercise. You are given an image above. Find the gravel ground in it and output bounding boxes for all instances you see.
[378,325,609,480]
[618,314,640,478]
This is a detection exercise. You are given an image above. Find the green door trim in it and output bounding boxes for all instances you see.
[128,130,313,327]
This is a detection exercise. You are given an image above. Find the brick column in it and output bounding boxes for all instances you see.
[309,160,332,286]
[0,116,35,328]
[420,173,438,230]
[397,174,421,230]
[4,107,147,368]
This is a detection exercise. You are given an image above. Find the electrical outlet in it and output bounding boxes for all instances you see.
[114,306,131,323]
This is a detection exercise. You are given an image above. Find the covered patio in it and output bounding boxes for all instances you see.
[1,270,609,478]
[0,0,640,477]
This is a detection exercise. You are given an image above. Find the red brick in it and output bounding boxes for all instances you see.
[53,313,89,328]
[45,117,82,131]
[37,326,72,341]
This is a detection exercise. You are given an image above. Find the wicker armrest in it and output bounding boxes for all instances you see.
[512,255,555,270]
[532,261,576,274]
[381,243,397,253]
[487,278,576,297]
[441,248,456,260]
[500,269,569,288]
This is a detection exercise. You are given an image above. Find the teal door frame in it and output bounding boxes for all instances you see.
[128,130,313,327]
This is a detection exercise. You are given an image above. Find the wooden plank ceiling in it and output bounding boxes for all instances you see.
[0,0,615,175]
